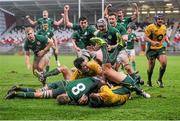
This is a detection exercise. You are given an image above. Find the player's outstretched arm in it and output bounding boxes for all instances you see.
[26,15,37,25]
[131,3,139,21]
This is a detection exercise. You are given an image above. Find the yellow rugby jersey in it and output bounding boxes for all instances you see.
[144,23,167,49]
[70,60,102,81]
[99,85,130,106]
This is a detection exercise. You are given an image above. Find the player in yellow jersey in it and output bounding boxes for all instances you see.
[70,57,102,80]
[88,63,150,107]
[36,56,102,82]
[144,13,167,88]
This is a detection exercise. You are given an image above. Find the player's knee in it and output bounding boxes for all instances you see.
[161,63,167,69]
[59,65,68,73]
[35,92,43,98]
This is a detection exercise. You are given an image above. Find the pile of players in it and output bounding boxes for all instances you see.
[5,3,168,108]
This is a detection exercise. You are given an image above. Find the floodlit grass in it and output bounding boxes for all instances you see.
[0,55,180,120]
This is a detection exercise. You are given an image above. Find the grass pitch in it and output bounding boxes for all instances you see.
[0,55,180,120]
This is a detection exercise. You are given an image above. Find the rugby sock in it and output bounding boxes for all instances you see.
[46,65,50,72]
[44,68,60,78]
[130,73,136,79]
[19,88,36,92]
[132,61,136,71]
[122,75,142,94]
[147,70,153,82]
[16,92,35,98]
[158,67,166,81]
[122,75,135,86]
[54,54,58,61]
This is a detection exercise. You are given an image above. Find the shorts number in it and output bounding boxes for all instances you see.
[72,83,86,95]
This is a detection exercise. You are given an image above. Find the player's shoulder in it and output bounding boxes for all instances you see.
[37,18,43,21]
[87,60,98,65]
[35,34,47,40]
[148,23,155,28]
[109,26,120,33]
[161,25,167,30]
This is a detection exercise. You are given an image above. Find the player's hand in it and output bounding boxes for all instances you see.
[122,35,128,41]
[75,47,81,52]
[26,15,30,19]
[151,41,160,46]
[37,50,45,57]
[107,4,112,8]
[64,5,69,11]
[132,3,138,9]
[78,95,88,105]
[107,45,113,51]
[61,13,64,17]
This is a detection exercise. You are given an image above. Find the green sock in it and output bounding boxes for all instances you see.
[46,65,50,72]
[122,75,142,94]
[44,68,60,78]
[19,88,36,92]
[130,73,136,79]
[122,75,135,85]
[16,92,35,98]
[132,61,136,71]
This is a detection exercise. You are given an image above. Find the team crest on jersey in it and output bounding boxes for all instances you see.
[108,35,112,39]
[37,42,40,45]
[157,34,163,41]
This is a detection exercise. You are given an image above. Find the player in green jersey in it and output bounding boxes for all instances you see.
[57,77,102,105]
[64,5,96,57]
[24,27,53,85]
[126,26,138,72]
[5,80,67,99]
[37,22,60,67]
[26,10,64,30]
[116,3,139,29]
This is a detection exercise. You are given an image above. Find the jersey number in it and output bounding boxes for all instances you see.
[72,83,86,95]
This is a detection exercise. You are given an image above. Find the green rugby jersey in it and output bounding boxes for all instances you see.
[37,18,54,30]
[37,29,54,39]
[24,35,48,55]
[96,26,120,46]
[114,23,127,35]
[126,33,136,49]
[65,77,100,103]
[117,17,132,29]
[72,24,96,48]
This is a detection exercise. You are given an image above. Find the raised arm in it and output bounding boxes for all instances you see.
[54,13,64,26]
[64,5,73,28]
[131,3,139,21]
[104,4,112,19]
[26,15,37,26]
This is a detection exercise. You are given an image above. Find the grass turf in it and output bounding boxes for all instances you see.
[0,55,180,120]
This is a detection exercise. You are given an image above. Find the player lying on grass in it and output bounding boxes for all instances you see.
[35,55,102,83]
[57,63,150,106]
[5,77,101,100]
[88,63,151,107]
[36,37,143,86]
[6,65,150,107]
